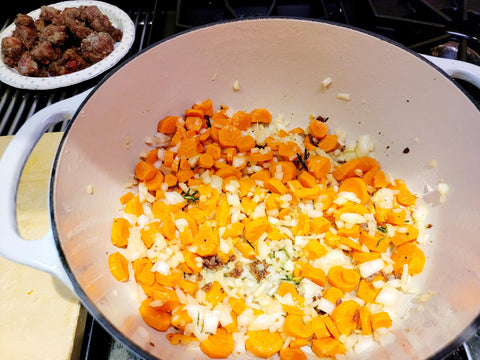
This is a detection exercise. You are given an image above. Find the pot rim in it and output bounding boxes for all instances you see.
[49,16,480,360]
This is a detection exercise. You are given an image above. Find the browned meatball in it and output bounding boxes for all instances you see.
[17,51,40,76]
[48,48,87,76]
[30,41,60,65]
[12,14,37,49]
[39,24,68,46]
[84,5,122,42]
[1,36,26,66]
[80,32,114,63]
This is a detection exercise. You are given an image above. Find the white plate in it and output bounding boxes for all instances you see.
[0,1,135,90]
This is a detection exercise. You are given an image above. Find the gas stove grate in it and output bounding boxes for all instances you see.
[1,1,479,359]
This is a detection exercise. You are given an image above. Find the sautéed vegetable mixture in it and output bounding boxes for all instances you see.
[108,99,429,359]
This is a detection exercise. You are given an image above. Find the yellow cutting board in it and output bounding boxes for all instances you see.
[0,133,85,360]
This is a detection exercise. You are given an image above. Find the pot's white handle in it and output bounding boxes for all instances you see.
[0,88,92,291]
[422,54,480,89]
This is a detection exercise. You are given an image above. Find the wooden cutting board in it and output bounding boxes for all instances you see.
[0,133,85,360]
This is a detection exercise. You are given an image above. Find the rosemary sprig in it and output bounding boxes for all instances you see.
[296,148,310,171]
[182,188,199,206]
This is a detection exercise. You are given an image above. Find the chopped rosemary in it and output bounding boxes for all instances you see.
[296,148,310,171]
[377,225,387,234]
[182,188,199,206]
[376,237,387,247]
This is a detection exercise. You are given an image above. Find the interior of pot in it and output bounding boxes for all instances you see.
[51,18,480,359]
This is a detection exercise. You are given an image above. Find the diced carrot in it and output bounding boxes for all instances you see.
[218,124,241,148]
[298,170,317,188]
[338,177,369,205]
[155,267,184,287]
[232,110,252,130]
[108,252,129,281]
[333,157,380,181]
[245,330,283,358]
[357,279,381,304]
[373,170,388,187]
[265,177,289,195]
[371,311,392,330]
[283,314,313,339]
[322,287,344,305]
[318,134,339,152]
[391,242,425,275]
[139,298,171,331]
[359,307,373,335]
[309,119,329,139]
[164,173,177,187]
[111,218,130,248]
[249,148,274,163]
[311,338,346,358]
[157,115,179,134]
[236,135,256,153]
[331,300,361,335]
[359,230,391,253]
[279,347,306,360]
[327,266,360,293]
[185,108,204,118]
[119,191,134,205]
[270,161,297,183]
[300,262,326,286]
[278,141,301,160]
[185,116,203,132]
[193,98,214,117]
[391,224,418,246]
[145,171,164,191]
[250,108,272,123]
[307,155,331,179]
[146,149,158,164]
[200,328,234,359]
[135,161,158,181]
[205,281,226,306]
[140,222,161,248]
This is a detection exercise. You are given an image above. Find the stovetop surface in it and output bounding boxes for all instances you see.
[1,1,480,359]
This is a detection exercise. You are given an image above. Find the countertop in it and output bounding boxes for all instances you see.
[0,133,85,360]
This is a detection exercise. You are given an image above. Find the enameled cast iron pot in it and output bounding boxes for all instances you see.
[1,18,480,360]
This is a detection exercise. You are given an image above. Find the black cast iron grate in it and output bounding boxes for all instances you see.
[1,1,479,359]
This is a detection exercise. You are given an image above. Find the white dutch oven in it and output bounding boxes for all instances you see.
[1,18,480,360]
